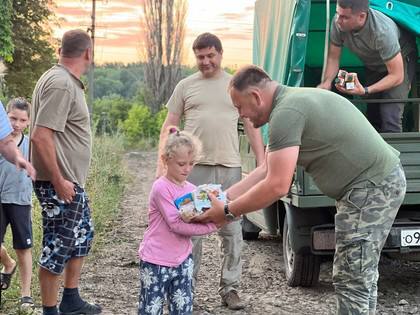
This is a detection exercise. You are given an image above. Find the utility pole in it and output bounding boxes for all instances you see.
[87,0,96,124]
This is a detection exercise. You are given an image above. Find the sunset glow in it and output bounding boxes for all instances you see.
[53,0,255,68]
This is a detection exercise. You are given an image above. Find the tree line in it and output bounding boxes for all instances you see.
[88,62,195,147]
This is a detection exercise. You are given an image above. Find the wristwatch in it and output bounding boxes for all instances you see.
[364,86,369,95]
[224,203,236,222]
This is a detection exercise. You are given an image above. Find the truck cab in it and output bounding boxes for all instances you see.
[240,0,420,287]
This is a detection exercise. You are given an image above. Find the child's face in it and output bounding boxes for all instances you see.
[8,108,30,136]
[164,146,195,184]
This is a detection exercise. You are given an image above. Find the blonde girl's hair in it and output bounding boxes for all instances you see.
[162,126,202,162]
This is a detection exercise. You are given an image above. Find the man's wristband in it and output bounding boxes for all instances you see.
[224,202,236,222]
[364,86,369,95]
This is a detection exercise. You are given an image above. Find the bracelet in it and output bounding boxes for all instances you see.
[364,86,369,95]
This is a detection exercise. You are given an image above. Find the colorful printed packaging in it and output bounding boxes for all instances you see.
[174,184,226,222]
[345,72,356,90]
[193,184,226,212]
[335,69,347,88]
[174,192,197,222]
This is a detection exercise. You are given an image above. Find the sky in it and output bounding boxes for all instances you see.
[53,0,255,68]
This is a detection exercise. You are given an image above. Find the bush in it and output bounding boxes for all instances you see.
[122,104,156,147]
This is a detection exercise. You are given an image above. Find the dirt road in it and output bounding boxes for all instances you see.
[80,152,420,315]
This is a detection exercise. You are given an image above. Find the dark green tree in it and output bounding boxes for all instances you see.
[0,0,14,62]
[94,76,124,99]
[4,0,56,98]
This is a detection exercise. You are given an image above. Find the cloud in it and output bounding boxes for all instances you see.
[56,7,90,16]
[53,0,253,65]
[96,21,141,29]
[214,27,230,32]
[96,33,144,47]
[114,0,144,5]
[219,32,252,41]
[220,13,244,20]
[100,6,140,15]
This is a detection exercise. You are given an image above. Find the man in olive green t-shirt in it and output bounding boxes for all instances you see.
[156,33,264,310]
[318,0,417,133]
[196,65,406,315]
[31,30,101,315]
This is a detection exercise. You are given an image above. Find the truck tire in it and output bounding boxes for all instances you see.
[282,217,321,287]
[241,216,261,240]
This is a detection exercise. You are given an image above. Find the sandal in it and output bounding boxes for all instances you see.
[20,296,35,309]
[0,263,17,290]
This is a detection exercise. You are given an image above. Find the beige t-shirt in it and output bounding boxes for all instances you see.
[167,71,241,167]
[31,64,92,186]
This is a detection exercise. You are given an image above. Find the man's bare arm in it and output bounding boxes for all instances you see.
[367,53,404,94]
[0,134,36,180]
[31,126,74,202]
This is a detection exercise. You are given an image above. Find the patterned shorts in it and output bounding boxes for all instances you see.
[34,181,94,274]
[138,255,194,315]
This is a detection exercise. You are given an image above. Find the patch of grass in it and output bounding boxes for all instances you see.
[0,135,127,314]
[123,135,158,151]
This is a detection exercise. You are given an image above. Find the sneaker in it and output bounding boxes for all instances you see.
[221,291,245,310]
[59,301,102,315]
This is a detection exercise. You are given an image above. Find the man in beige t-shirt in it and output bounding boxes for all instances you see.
[31,30,101,315]
[156,33,264,310]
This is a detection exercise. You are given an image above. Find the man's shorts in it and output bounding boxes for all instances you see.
[0,203,33,249]
[34,181,94,275]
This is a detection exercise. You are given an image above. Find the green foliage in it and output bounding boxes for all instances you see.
[0,0,14,62]
[95,76,124,98]
[85,135,127,243]
[0,135,127,313]
[92,94,133,135]
[85,63,196,147]
[94,63,145,100]
[121,105,168,148]
[122,103,158,147]
[155,106,168,130]
[224,67,236,75]
[4,0,56,98]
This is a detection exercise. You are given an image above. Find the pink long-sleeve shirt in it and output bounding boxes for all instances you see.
[138,176,217,267]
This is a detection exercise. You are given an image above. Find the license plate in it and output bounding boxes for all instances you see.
[401,229,420,247]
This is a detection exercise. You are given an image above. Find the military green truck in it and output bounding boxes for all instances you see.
[240,0,420,287]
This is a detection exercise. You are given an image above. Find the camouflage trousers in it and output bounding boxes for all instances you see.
[333,163,406,315]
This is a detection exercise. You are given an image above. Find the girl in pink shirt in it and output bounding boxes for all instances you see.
[138,127,217,315]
